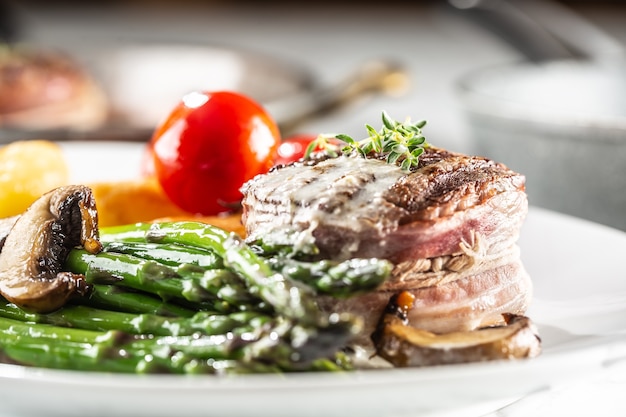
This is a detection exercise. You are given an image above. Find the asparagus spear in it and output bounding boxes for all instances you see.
[104,223,391,299]
[0,316,348,373]
[0,298,271,336]
[140,222,362,365]
[101,222,324,326]
[266,257,392,297]
[103,241,223,269]
[0,316,260,373]
[99,222,363,363]
[65,249,261,310]
[83,284,196,317]
[99,223,153,243]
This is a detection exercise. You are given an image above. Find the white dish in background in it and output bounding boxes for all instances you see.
[0,142,625,417]
[59,140,146,183]
[86,43,315,130]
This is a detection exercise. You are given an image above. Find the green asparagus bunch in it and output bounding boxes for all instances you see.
[0,221,392,374]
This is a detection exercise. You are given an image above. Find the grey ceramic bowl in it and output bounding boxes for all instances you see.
[457,58,626,231]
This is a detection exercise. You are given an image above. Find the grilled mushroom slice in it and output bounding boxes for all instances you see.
[0,185,102,312]
[372,291,541,367]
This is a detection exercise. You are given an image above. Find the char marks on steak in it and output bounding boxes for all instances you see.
[241,146,530,343]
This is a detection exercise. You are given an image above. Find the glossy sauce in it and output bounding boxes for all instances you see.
[242,155,406,253]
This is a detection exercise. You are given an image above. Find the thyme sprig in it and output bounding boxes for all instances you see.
[305,111,429,171]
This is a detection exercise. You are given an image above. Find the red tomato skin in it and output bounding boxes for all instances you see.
[274,134,317,166]
[274,134,342,166]
[149,91,280,215]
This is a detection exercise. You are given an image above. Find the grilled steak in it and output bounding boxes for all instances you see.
[241,146,530,345]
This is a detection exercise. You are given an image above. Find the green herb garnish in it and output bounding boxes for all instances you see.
[305,111,429,171]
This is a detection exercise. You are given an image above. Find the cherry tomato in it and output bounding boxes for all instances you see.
[274,134,341,166]
[274,134,317,166]
[147,90,280,215]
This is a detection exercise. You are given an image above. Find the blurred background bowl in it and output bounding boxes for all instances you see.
[452,0,626,231]
[457,59,626,231]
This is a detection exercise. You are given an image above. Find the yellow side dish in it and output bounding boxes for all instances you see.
[0,140,69,218]
[0,140,244,234]
[88,176,245,235]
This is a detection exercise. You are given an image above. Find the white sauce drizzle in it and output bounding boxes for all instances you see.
[243,155,406,254]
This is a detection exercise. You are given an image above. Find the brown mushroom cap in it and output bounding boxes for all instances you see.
[0,185,102,312]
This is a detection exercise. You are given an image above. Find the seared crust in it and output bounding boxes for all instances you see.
[386,147,525,222]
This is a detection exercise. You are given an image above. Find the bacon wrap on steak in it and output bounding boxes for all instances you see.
[240,146,531,345]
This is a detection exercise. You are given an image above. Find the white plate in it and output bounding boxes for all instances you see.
[1,142,625,417]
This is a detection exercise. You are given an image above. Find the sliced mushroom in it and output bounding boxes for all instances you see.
[0,185,102,312]
[371,291,542,367]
